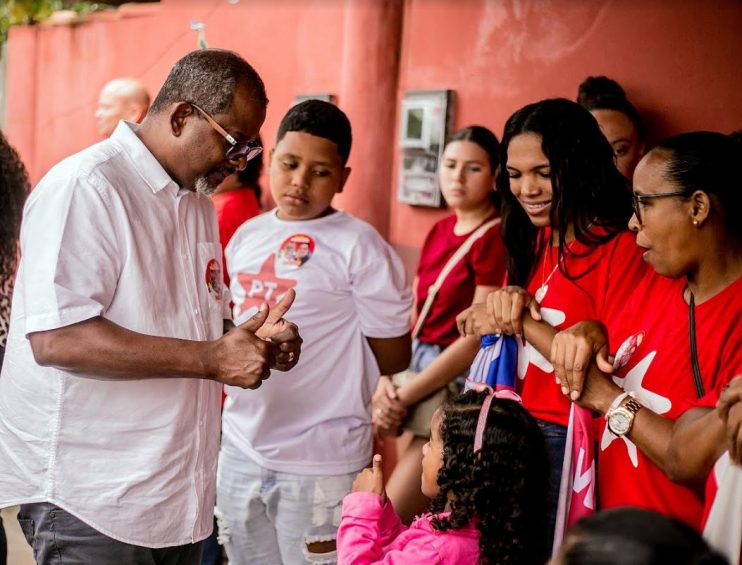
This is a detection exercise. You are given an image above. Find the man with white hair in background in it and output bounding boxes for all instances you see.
[95,77,150,137]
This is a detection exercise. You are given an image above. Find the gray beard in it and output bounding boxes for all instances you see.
[195,176,217,196]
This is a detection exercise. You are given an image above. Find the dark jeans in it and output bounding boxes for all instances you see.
[18,503,203,565]
[199,518,222,565]
[537,418,568,554]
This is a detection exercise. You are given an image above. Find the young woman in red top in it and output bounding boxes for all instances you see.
[459,98,650,547]
[372,126,507,524]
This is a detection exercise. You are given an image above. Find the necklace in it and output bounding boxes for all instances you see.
[536,224,594,303]
[535,246,560,303]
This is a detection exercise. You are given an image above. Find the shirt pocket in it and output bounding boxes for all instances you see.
[197,241,226,339]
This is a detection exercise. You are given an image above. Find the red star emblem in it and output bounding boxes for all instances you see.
[236,253,297,315]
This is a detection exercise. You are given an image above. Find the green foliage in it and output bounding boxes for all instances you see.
[0,0,112,43]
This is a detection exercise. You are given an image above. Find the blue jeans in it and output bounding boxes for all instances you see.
[409,340,442,373]
[17,503,202,565]
[216,442,360,565]
[536,419,567,553]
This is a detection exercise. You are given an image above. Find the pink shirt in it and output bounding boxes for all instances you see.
[337,492,480,564]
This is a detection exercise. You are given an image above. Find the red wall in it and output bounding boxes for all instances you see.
[5,0,742,271]
[390,0,742,260]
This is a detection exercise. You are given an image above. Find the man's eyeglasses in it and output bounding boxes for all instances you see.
[190,103,262,165]
[632,191,688,225]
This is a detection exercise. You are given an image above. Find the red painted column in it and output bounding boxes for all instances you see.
[334,0,404,239]
[336,1,405,472]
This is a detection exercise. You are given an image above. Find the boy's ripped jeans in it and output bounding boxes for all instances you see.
[216,442,359,565]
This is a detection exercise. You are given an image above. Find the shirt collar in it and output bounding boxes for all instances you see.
[110,121,181,197]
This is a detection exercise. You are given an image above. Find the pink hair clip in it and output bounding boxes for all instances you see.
[473,387,522,454]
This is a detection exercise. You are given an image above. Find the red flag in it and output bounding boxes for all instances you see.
[552,404,596,554]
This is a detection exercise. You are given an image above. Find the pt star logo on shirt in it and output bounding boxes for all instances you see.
[517,287,566,379]
[601,350,672,467]
[236,253,297,315]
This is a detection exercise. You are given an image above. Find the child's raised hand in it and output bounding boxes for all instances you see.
[351,454,385,498]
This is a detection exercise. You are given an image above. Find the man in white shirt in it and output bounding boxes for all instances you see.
[0,49,301,565]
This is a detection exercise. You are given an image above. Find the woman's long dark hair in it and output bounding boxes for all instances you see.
[0,130,29,279]
[497,98,632,286]
[430,390,549,564]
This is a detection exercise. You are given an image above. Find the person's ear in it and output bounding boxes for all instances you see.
[337,166,351,194]
[690,190,711,226]
[134,104,148,124]
[170,102,194,137]
[124,103,145,124]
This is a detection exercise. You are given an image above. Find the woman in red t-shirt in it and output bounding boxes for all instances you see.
[545,132,742,536]
[459,98,649,546]
[371,126,507,523]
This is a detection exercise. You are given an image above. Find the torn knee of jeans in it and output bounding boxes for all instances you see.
[303,544,337,564]
[304,525,337,563]
[214,508,230,545]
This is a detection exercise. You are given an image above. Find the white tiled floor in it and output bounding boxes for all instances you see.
[2,506,34,565]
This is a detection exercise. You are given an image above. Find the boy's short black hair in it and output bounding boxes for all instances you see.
[276,100,352,164]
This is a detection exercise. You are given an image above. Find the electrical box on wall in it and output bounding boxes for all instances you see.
[397,89,454,207]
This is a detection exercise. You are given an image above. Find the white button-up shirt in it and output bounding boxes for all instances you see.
[0,122,227,547]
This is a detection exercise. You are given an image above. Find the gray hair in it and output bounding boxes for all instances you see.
[149,49,267,116]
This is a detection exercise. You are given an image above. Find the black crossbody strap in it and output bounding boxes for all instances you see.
[688,291,705,398]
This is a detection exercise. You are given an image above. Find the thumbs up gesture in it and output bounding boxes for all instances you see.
[255,289,302,372]
[351,454,386,498]
[212,302,274,389]
[211,289,302,389]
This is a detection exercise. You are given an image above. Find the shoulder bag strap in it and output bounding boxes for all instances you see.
[412,217,501,339]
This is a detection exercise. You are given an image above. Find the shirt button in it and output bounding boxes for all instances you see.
[193,308,199,316]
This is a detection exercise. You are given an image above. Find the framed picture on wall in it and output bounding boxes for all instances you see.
[397,89,454,207]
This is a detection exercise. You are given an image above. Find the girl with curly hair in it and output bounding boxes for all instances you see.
[336,389,549,564]
[372,125,507,524]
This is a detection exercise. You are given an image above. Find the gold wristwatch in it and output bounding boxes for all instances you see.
[607,397,643,437]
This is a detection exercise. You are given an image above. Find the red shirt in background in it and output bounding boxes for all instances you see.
[600,272,742,529]
[415,213,506,346]
[212,188,261,285]
[518,230,649,426]
[212,187,261,408]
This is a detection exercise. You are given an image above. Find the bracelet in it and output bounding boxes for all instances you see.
[605,391,630,420]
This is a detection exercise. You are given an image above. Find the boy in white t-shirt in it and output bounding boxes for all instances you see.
[218,100,412,565]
